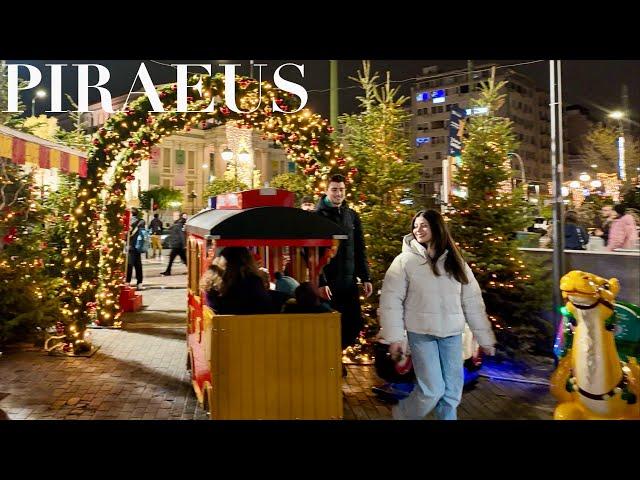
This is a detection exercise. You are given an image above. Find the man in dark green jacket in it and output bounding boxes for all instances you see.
[316,174,373,359]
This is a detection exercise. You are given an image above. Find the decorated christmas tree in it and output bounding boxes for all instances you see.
[338,62,422,362]
[269,172,309,201]
[0,157,63,347]
[447,75,552,355]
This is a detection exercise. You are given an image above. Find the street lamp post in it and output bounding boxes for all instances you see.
[238,147,251,188]
[608,111,626,182]
[550,60,565,361]
[188,190,198,215]
[508,152,527,195]
[221,147,234,182]
[31,89,47,117]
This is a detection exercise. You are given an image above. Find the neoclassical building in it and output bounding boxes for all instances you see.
[76,93,292,213]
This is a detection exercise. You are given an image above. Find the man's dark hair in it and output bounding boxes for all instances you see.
[131,208,139,217]
[154,213,159,218]
[300,195,314,205]
[614,204,626,216]
[329,174,345,184]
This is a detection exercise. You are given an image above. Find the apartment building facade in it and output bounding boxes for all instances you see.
[410,64,553,200]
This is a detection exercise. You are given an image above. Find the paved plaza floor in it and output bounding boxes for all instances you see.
[0,253,557,420]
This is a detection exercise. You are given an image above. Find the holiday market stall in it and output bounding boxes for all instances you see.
[0,124,87,183]
[0,124,88,350]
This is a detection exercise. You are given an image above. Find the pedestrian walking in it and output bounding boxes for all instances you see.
[160,217,187,276]
[149,213,164,260]
[126,208,145,289]
[379,209,496,420]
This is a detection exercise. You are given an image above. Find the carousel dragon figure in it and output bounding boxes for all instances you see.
[550,270,640,419]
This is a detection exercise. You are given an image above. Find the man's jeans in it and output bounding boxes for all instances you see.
[393,332,463,420]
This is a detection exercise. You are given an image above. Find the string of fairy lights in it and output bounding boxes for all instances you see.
[61,73,353,348]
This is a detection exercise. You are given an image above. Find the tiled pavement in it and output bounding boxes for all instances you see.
[0,254,556,420]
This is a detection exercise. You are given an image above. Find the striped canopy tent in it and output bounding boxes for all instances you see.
[0,124,87,177]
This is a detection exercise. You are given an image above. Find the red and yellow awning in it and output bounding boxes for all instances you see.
[0,124,87,177]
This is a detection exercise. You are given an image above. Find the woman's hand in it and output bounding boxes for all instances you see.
[389,341,404,360]
[481,345,496,356]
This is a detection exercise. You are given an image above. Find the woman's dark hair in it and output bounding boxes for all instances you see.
[411,209,469,284]
[218,247,265,296]
[565,210,579,224]
[614,204,626,216]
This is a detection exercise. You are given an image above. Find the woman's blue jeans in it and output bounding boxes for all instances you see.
[393,332,463,420]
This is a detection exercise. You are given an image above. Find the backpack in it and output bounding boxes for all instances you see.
[135,225,150,254]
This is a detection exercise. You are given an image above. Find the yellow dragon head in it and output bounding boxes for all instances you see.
[560,270,620,311]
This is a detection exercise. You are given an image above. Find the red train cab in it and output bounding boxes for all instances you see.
[184,188,348,419]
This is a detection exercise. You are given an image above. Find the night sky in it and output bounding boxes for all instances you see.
[8,59,640,126]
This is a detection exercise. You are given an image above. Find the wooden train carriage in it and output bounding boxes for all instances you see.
[185,189,348,419]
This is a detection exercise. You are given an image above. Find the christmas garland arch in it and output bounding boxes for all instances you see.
[60,73,355,351]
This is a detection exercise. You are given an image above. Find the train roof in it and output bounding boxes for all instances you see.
[185,206,348,241]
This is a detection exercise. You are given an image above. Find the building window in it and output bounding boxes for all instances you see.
[433,166,443,174]
[460,84,469,94]
[187,151,195,175]
[162,148,171,173]
[435,152,442,160]
[431,120,445,129]
[209,153,215,175]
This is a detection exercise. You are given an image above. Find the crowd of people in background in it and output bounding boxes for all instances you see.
[527,201,639,251]
[125,210,190,289]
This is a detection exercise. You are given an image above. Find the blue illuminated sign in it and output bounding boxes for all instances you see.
[432,89,445,103]
[416,92,430,102]
[416,137,431,146]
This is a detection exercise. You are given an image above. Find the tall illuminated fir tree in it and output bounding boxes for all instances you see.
[338,61,421,362]
[0,158,63,347]
[447,76,551,354]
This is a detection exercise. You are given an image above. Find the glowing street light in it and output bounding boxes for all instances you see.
[221,147,237,182]
[31,89,47,117]
[238,147,252,187]
[221,147,233,162]
[609,110,624,120]
[238,147,250,163]
[608,110,626,181]
[579,172,591,182]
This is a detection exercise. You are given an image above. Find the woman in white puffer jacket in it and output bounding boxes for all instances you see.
[379,209,496,420]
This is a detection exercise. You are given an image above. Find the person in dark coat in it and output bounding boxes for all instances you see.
[126,208,145,289]
[149,213,164,259]
[315,174,373,357]
[564,210,589,250]
[160,217,187,276]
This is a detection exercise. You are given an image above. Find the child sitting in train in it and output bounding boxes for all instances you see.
[257,268,293,313]
[283,282,333,314]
